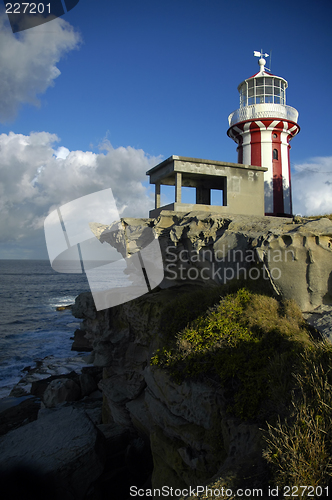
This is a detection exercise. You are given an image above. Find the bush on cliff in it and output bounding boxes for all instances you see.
[152,287,332,496]
[151,288,314,419]
[159,285,228,340]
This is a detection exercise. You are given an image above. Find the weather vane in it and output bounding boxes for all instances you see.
[253,49,271,72]
[253,49,269,59]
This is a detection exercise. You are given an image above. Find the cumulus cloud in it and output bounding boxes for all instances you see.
[292,156,332,216]
[0,132,162,258]
[0,12,81,122]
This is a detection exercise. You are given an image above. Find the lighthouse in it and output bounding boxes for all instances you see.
[227,51,300,217]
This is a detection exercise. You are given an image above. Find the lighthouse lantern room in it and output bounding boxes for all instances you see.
[227,51,300,217]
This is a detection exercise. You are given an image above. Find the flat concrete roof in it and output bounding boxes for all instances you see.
[146,155,268,177]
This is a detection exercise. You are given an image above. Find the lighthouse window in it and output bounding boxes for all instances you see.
[280,89,285,104]
[265,80,273,103]
[240,87,246,107]
[239,76,287,109]
[273,149,278,160]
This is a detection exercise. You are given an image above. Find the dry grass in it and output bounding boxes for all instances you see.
[180,344,332,499]
[263,344,332,495]
[305,214,332,221]
[162,290,332,499]
[240,294,310,343]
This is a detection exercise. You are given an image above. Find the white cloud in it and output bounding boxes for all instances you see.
[0,13,81,122]
[54,146,70,159]
[3,136,330,258]
[0,132,162,258]
[292,156,332,216]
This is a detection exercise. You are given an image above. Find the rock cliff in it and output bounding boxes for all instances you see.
[70,211,332,495]
[3,212,330,498]
[90,211,332,311]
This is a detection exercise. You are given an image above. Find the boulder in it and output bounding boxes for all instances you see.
[303,305,332,342]
[30,371,80,399]
[0,406,105,499]
[43,378,81,408]
[0,397,40,437]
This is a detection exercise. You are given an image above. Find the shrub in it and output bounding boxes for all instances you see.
[263,344,332,494]
[151,288,312,419]
[159,285,226,341]
[152,286,332,492]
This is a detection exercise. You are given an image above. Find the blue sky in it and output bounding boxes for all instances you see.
[0,0,331,258]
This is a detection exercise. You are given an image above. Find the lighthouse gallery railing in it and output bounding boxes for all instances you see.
[228,103,299,127]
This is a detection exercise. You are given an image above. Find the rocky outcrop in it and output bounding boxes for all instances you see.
[90,211,332,312]
[70,211,332,494]
[9,355,91,397]
[0,396,40,437]
[43,378,81,408]
[1,211,325,497]
[0,406,105,499]
[72,286,269,493]
[303,304,332,344]
[71,328,93,352]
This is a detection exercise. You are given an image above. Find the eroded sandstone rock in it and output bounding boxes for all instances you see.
[89,212,332,312]
[72,211,332,492]
[43,378,81,408]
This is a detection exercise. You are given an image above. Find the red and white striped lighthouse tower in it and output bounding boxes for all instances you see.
[227,51,300,216]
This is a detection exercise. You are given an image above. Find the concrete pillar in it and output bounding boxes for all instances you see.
[175,172,182,203]
[155,182,161,209]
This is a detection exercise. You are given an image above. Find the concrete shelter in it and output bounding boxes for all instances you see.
[146,156,267,218]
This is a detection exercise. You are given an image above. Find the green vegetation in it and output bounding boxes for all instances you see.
[158,285,229,341]
[152,287,332,495]
[152,288,312,419]
[263,344,332,493]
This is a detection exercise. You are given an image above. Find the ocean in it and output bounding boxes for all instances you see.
[0,260,92,398]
